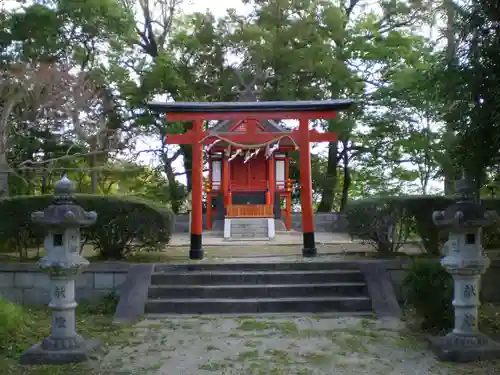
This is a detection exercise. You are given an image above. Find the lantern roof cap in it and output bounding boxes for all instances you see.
[433,178,499,230]
[55,175,73,195]
[31,176,97,228]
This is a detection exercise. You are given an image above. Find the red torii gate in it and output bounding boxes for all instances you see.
[147,100,355,259]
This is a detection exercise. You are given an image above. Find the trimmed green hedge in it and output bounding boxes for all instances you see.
[403,258,453,331]
[345,196,500,254]
[0,194,174,260]
[480,198,500,249]
[343,197,414,254]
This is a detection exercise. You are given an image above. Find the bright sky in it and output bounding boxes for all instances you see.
[182,0,250,15]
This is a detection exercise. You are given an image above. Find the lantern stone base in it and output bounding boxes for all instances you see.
[19,338,103,365]
[428,332,500,363]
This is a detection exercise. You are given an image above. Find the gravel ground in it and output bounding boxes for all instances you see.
[90,316,465,375]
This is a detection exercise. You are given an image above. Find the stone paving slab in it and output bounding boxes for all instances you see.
[90,316,465,375]
[168,232,353,247]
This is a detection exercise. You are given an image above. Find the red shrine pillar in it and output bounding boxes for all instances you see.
[268,156,275,207]
[190,119,204,259]
[223,156,230,207]
[298,118,317,257]
[206,155,212,230]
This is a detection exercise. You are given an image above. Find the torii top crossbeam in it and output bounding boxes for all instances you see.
[146,99,355,260]
[147,99,354,120]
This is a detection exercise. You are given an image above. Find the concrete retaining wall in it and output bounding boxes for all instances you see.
[290,212,348,233]
[0,263,131,305]
[174,212,348,233]
[385,258,500,303]
[3,258,500,306]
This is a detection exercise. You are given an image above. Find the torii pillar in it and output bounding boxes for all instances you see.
[190,119,204,259]
[298,118,316,256]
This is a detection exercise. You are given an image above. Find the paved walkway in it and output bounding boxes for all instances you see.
[93,316,467,375]
[169,232,353,247]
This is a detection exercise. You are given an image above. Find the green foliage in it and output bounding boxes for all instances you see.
[345,196,452,255]
[403,259,453,332]
[346,195,500,254]
[77,292,119,315]
[0,297,31,354]
[400,196,452,255]
[449,1,500,187]
[8,4,63,61]
[0,294,121,366]
[480,198,500,249]
[344,197,414,254]
[0,195,47,257]
[4,0,496,220]
[406,196,500,252]
[0,194,174,260]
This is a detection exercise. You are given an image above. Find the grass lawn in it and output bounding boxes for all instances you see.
[0,294,130,375]
[0,242,443,264]
[2,296,500,374]
[5,306,498,375]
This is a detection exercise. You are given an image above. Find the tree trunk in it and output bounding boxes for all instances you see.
[181,145,193,192]
[41,153,48,194]
[89,141,98,194]
[0,120,8,197]
[317,141,338,212]
[340,145,351,211]
[163,159,182,214]
[41,168,48,194]
[0,153,8,198]
[443,0,460,195]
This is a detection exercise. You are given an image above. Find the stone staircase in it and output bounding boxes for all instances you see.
[226,218,270,239]
[212,219,289,240]
[145,262,373,316]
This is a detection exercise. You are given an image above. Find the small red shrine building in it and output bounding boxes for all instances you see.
[204,115,297,231]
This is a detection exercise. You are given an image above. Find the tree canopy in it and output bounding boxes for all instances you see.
[0,0,498,211]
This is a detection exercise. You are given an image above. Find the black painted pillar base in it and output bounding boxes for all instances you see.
[302,232,317,257]
[189,233,204,260]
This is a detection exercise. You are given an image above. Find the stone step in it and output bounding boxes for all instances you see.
[148,282,368,299]
[225,238,270,241]
[230,219,268,224]
[145,296,372,315]
[232,229,268,232]
[231,230,268,234]
[231,225,267,229]
[231,232,269,240]
[145,311,374,319]
[228,218,270,240]
[155,261,362,272]
[150,270,364,285]
[231,225,268,229]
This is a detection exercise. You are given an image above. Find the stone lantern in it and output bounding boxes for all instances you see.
[430,177,500,362]
[20,176,100,365]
